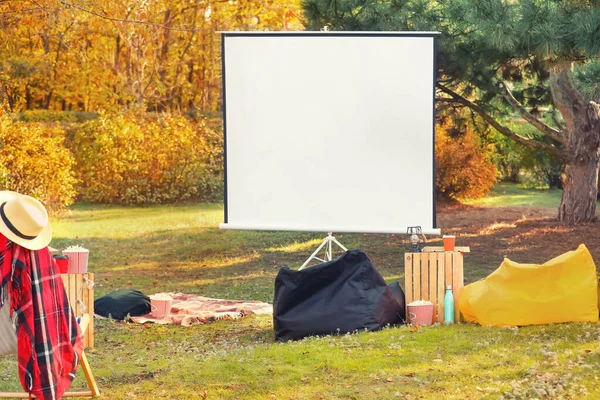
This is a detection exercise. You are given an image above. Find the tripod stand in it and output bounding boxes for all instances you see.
[298,232,348,270]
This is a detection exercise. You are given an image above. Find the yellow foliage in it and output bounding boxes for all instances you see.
[71,113,223,204]
[436,122,497,200]
[0,116,77,210]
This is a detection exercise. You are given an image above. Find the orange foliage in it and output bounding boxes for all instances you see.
[436,122,497,200]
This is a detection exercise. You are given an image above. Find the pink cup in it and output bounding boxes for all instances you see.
[151,298,173,319]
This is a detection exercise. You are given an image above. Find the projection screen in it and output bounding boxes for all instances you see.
[220,32,439,234]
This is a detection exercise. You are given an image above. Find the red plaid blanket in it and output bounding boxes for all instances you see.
[0,237,83,400]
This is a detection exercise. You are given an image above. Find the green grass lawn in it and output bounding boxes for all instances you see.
[2,184,600,399]
[462,182,565,208]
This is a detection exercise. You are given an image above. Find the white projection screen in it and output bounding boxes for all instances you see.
[220,32,439,234]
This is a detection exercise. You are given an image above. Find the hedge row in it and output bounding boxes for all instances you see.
[1,110,494,210]
[0,113,223,210]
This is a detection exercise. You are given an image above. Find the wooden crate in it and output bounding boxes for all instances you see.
[404,247,468,324]
[62,273,95,348]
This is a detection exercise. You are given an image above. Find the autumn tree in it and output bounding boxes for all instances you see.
[303,0,600,224]
[0,0,303,113]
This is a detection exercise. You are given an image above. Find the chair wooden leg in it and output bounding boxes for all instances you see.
[80,351,101,397]
[0,350,100,398]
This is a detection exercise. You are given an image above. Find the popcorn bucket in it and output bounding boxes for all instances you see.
[407,302,434,326]
[62,246,89,274]
[150,296,173,319]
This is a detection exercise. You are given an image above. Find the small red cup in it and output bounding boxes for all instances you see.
[443,235,455,252]
[53,254,70,274]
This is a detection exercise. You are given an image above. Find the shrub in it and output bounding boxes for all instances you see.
[0,116,78,210]
[17,110,99,123]
[491,123,564,189]
[436,122,497,200]
[72,113,223,204]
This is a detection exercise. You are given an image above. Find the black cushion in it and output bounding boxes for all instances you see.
[273,249,404,341]
[388,281,407,323]
[94,289,151,320]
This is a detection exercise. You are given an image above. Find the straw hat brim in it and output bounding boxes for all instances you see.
[0,191,52,251]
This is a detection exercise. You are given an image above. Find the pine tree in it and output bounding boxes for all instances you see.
[303,0,600,223]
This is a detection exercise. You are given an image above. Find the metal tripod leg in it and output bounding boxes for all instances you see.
[298,233,348,270]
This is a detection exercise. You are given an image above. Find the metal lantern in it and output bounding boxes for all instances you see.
[406,226,426,252]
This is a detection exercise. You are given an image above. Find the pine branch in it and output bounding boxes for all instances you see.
[437,83,570,162]
[498,81,567,146]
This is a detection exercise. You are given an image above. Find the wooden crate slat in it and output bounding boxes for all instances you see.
[452,252,463,323]
[69,274,77,314]
[62,273,94,348]
[404,254,413,306]
[413,254,421,302]
[422,246,470,253]
[87,274,94,348]
[428,253,437,323]
[421,253,429,302]
[436,258,445,323]
[444,252,452,287]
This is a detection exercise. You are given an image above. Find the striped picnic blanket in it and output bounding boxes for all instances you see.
[130,293,272,326]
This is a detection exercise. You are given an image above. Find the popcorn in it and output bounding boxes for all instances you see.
[63,245,89,252]
[407,300,433,306]
[150,294,173,301]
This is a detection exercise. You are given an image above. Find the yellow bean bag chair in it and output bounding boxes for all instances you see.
[459,244,598,326]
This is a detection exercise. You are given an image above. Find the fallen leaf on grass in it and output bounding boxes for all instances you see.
[301,376,308,382]
[386,377,393,383]
[476,386,484,393]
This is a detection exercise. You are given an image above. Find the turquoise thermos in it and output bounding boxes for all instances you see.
[444,285,454,323]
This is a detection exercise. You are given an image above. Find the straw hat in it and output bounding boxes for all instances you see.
[0,191,52,250]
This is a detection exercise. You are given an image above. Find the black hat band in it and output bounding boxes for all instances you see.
[0,201,37,240]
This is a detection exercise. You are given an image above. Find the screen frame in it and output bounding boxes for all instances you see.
[220,31,439,234]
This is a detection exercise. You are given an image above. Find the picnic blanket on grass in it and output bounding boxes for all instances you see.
[130,293,273,326]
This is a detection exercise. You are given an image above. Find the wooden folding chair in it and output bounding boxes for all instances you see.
[0,314,100,398]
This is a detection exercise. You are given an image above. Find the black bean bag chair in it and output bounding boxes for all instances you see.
[273,249,404,341]
[94,289,151,320]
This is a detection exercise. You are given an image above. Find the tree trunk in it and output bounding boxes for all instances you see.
[559,154,599,223]
[25,86,32,110]
[549,61,600,223]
